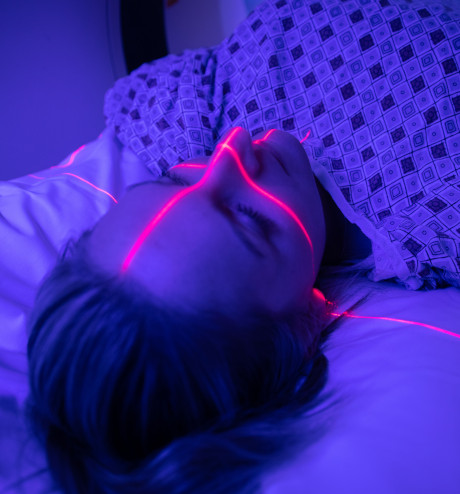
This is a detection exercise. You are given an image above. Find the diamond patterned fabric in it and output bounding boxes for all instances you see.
[104,0,460,290]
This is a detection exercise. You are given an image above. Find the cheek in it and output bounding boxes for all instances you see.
[302,177,327,251]
[284,184,325,262]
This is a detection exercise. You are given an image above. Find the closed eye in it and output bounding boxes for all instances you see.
[164,170,277,237]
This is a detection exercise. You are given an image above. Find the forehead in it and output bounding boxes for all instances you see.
[87,181,266,313]
[88,183,168,272]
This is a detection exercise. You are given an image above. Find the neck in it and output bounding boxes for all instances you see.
[315,177,372,265]
[315,177,345,265]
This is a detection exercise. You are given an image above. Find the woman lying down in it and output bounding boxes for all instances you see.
[24,0,460,492]
[25,126,372,494]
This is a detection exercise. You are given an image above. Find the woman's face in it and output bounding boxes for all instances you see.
[88,127,326,318]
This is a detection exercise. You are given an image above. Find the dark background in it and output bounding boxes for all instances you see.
[121,0,169,73]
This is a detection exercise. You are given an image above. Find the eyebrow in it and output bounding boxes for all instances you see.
[125,179,266,259]
[126,180,163,190]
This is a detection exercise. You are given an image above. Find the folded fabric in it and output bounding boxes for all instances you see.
[104,0,460,290]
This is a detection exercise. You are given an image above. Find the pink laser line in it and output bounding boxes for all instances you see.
[300,130,311,143]
[169,163,207,170]
[28,143,88,180]
[51,144,86,169]
[253,128,277,144]
[62,173,118,204]
[330,310,460,339]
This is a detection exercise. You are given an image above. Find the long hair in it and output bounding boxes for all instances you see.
[21,228,370,494]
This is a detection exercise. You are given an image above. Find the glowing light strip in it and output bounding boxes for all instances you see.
[300,130,311,143]
[51,144,86,169]
[62,173,118,204]
[169,163,206,170]
[253,128,277,144]
[330,310,460,339]
[121,127,315,274]
[28,143,87,180]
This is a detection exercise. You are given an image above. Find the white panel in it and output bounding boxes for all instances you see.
[219,0,248,42]
[164,0,249,54]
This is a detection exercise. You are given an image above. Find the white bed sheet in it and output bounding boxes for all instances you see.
[0,129,459,493]
[265,277,460,493]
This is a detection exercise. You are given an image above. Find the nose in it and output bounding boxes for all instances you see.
[198,127,261,193]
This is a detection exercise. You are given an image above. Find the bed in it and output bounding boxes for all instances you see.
[1,0,460,492]
[0,114,459,494]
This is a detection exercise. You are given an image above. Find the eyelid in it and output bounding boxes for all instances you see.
[126,180,157,190]
[167,167,278,236]
[235,203,277,236]
[125,172,190,191]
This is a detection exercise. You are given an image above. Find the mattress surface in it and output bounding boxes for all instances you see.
[0,129,458,493]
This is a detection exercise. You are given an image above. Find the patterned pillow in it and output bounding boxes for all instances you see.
[104,0,460,290]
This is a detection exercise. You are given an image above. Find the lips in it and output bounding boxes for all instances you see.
[254,142,290,176]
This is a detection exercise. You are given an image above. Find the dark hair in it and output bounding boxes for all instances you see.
[20,228,370,494]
